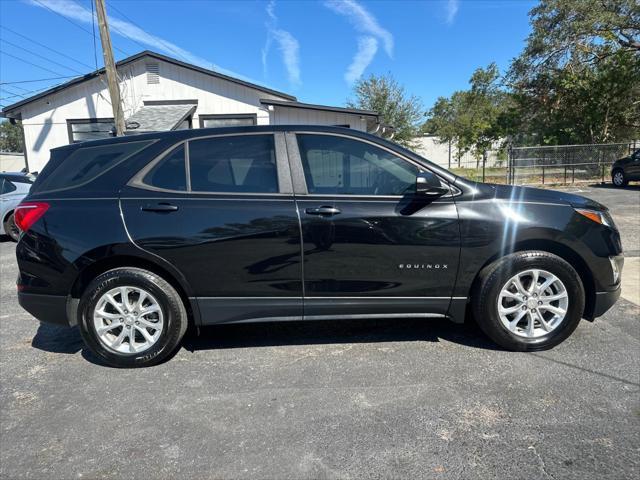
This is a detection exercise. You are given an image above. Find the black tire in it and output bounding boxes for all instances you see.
[612,169,627,187]
[78,267,188,368]
[472,251,585,351]
[3,212,20,242]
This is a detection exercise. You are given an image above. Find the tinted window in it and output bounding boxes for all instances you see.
[143,145,187,191]
[297,134,419,195]
[35,140,153,193]
[189,135,278,193]
[1,179,16,194]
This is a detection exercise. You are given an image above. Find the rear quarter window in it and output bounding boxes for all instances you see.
[34,140,153,194]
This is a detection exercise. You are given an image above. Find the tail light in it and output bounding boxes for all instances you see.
[14,202,49,233]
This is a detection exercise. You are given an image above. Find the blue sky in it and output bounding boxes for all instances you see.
[0,0,535,111]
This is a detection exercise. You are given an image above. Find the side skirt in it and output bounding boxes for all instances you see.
[194,296,465,326]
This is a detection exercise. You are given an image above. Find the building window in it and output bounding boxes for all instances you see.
[199,114,257,129]
[66,118,115,143]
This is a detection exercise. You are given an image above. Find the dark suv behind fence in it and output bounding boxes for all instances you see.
[14,126,623,367]
[612,149,640,187]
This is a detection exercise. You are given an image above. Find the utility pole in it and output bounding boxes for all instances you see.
[94,0,125,136]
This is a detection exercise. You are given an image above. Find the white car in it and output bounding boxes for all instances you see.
[1,172,35,241]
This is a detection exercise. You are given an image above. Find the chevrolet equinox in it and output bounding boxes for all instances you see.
[14,126,623,367]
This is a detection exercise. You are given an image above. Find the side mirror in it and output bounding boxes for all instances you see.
[416,172,449,197]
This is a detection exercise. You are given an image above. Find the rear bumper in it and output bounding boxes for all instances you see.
[591,285,622,319]
[18,292,77,326]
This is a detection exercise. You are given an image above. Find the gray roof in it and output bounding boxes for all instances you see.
[125,104,196,133]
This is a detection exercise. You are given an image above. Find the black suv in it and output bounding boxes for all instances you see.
[612,149,640,187]
[15,126,623,367]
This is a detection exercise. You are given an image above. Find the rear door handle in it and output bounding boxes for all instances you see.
[141,203,179,212]
[305,206,341,216]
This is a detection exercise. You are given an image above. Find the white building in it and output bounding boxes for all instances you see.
[2,51,379,172]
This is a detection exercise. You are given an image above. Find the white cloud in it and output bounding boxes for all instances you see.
[445,0,459,25]
[345,36,378,84]
[25,0,253,81]
[324,0,393,56]
[324,0,393,83]
[262,1,301,87]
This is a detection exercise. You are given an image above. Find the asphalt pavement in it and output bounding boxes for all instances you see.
[0,184,638,479]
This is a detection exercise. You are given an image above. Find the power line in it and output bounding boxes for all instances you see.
[0,85,53,102]
[0,39,86,75]
[0,25,95,71]
[0,50,68,77]
[0,76,79,85]
[106,0,190,64]
[31,0,130,56]
[70,0,147,52]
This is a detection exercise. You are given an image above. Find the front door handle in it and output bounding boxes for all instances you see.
[305,206,341,216]
[141,203,179,212]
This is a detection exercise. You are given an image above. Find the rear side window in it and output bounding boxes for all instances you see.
[143,145,187,191]
[1,179,16,194]
[188,135,277,193]
[34,140,153,193]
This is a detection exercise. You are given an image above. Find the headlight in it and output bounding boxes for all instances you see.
[575,208,614,228]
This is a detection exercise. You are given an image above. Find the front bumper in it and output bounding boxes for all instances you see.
[591,285,622,319]
[18,292,78,326]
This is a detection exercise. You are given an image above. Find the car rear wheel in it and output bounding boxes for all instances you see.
[78,267,188,368]
[3,212,20,242]
[472,251,585,351]
[612,169,627,187]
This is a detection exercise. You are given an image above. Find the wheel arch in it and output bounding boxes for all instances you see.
[469,239,596,319]
[70,255,199,326]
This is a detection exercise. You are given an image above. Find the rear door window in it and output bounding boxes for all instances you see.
[188,135,278,193]
[34,140,153,193]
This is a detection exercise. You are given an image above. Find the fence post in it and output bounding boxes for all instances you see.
[572,166,575,184]
[482,151,486,182]
[601,164,605,184]
[564,166,567,184]
[542,166,545,185]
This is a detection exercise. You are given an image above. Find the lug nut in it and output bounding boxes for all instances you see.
[135,321,139,325]
[522,306,527,310]
[538,301,542,305]
[532,309,536,312]
[533,293,537,297]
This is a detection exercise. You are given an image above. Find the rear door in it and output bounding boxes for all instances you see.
[120,132,303,325]
[287,132,461,320]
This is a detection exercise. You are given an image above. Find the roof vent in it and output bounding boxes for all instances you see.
[146,63,160,84]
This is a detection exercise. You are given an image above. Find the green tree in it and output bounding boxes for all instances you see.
[347,73,424,148]
[0,120,24,153]
[424,63,510,164]
[508,0,640,144]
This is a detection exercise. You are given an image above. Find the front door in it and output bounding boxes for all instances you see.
[287,132,460,319]
[120,133,303,324]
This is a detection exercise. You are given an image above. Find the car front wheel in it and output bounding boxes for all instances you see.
[78,267,188,368]
[612,169,627,187]
[472,251,585,351]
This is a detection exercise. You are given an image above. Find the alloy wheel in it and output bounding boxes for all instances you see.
[613,171,624,186]
[497,269,569,338]
[93,286,164,354]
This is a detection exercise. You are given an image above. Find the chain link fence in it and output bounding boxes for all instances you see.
[507,141,638,186]
[446,141,638,186]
